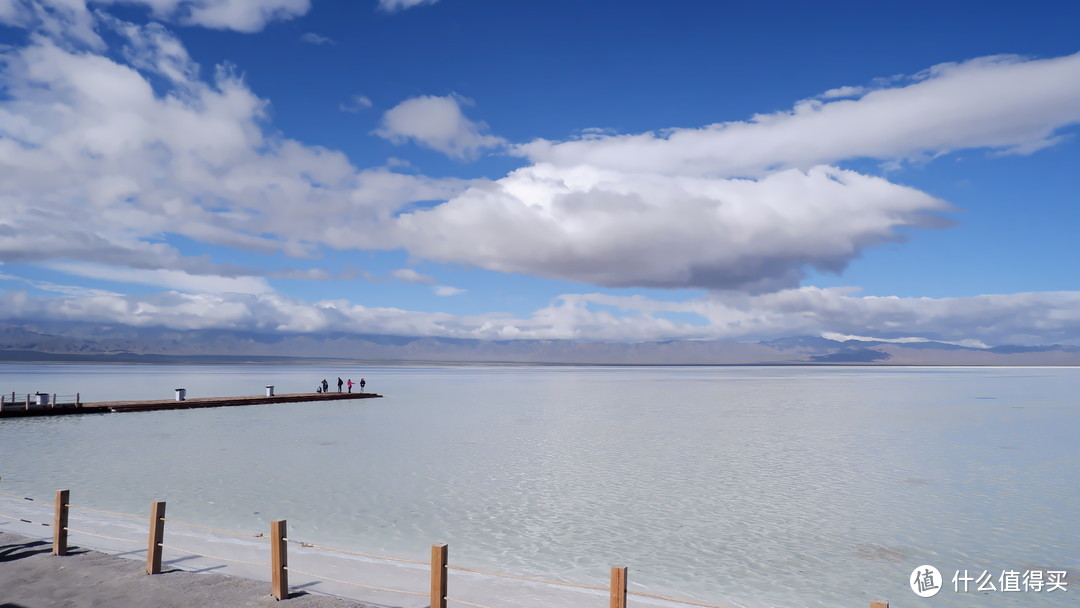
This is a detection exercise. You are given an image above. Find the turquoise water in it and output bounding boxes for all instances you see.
[1,364,1077,607]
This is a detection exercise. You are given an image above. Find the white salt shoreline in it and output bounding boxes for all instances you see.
[1,499,680,608]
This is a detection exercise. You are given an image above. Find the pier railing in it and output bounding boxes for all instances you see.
[0,482,893,608]
[0,391,80,412]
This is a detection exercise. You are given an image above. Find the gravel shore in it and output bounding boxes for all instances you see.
[0,532,381,608]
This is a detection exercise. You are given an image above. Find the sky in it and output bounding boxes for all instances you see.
[1,0,1079,347]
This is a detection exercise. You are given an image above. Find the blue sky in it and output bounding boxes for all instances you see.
[1,0,1079,346]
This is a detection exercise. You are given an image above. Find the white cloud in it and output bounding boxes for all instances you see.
[2,0,312,37]
[339,94,373,113]
[0,21,474,276]
[516,53,1080,177]
[433,285,465,296]
[105,0,312,33]
[377,52,1080,290]
[375,94,506,160]
[394,164,950,290]
[820,331,990,349]
[391,268,435,284]
[0,0,104,49]
[49,262,274,294]
[300,32,333,45]
[377,0,439,13]
[3,7,1079,317]
[0,271,122,297]
[818,85,866,100]
[1,287,1078,346]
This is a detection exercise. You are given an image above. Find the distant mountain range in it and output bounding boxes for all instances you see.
[1,322,1078,365]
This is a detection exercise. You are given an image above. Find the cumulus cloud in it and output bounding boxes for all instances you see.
[3,4,1080,343]
[0,19,474,276]
[377,0,439,13]
[375,94,506,160]
[2,287,1078,346]
[516,53,1080,177]
[395,164,950,291]
[377,52,1080,290]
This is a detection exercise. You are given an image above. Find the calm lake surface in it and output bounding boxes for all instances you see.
[1,363,1077,607]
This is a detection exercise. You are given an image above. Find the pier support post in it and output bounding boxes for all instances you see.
[76,392,80,407]
[147,501,166,574]
[430,543,447,608]
[610,566,628,608]
[53,490,69,556]
[270,520,288,600]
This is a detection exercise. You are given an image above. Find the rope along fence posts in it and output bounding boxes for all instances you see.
[281,536,429,599]
[162,518,264,538]
[67,504,150,520]
[0,480,53,530]
[284,538,429,565]
[64,500,146,549]
[0,512,51,527]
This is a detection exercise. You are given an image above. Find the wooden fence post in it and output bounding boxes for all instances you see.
[270,519,288,600]
[51,394,56,410]
[147,501,166,574]
[76,392,80,407]
[610,566,627,608]
[430,543,448,608]
[52,490,69,556]
[870,602,890,608]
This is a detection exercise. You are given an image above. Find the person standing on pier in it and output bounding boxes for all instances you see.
[337,377,343,393]
[321,379,328,393]
[359,378,366,393]
[346,379,354,393]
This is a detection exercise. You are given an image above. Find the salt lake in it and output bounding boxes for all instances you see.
[1,363,1076,607]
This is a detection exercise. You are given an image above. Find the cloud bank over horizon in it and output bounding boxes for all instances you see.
[1,3,1079,347]
[3,287,1079,347]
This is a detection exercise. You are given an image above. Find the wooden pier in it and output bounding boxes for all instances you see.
[0,391,381,418]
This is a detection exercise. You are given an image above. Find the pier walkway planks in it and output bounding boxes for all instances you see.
[0,392,382,418]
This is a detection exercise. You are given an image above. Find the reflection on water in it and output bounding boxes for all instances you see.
[1,364,1077,608]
